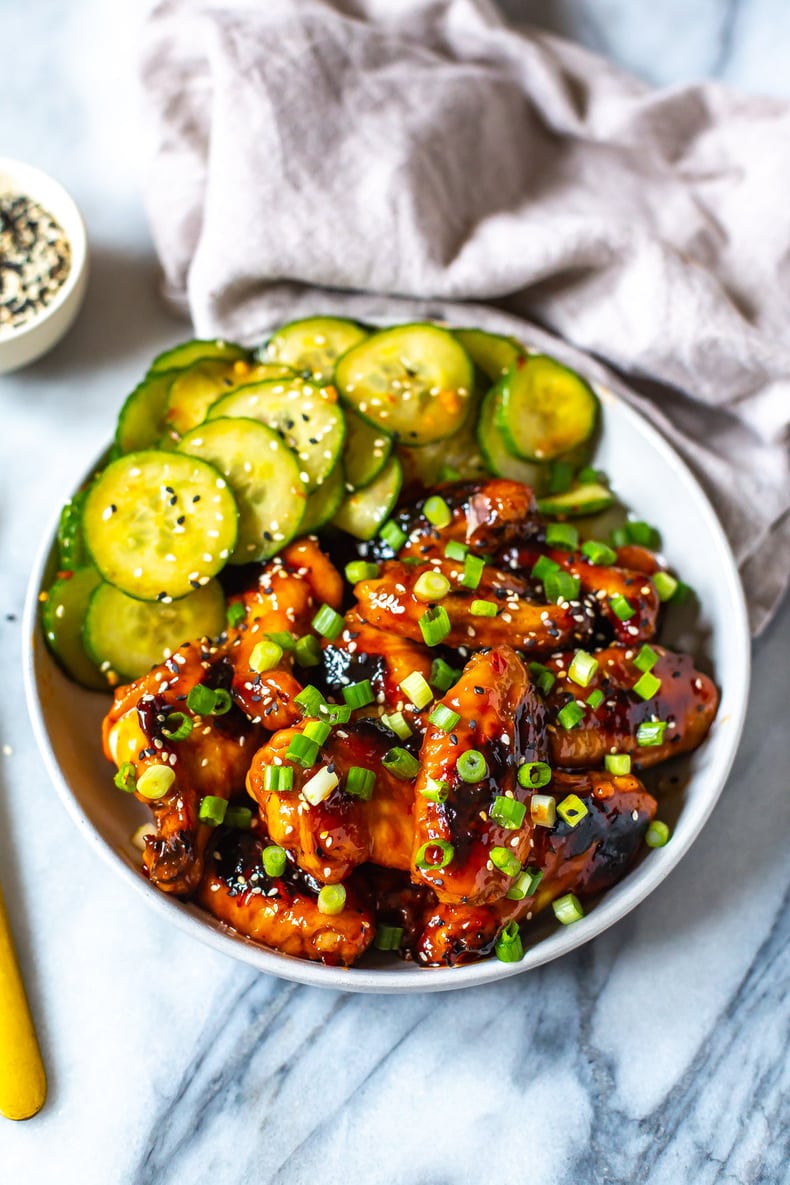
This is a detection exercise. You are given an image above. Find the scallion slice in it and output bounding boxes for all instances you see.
[186,685,232,716]
[317,884,346,915]
[633,671,661,701]
[302,765,340,805]
[374,924,404,951]
[381,710,412,740]
[419,777,449,803]
[544,570,581,603]
[490,846,522,877]
[414,570,451,602]
[444,540,468,562]
[286,733,320,768]
[581,539,617,566]
[198,795,227,826]
[548,459,574,493]
[419,605,452,648]
[249,639,283,672]
[423,495,452,528]
[379,519,407,552]
[517,761,552,789]
[636,720,667,746]
[604,753,632,775]
[161,712,193,742]
[506,867,543,901]
[494,920,524,963]
[531,555,560,584]
[224,806,253,829]
[568,650,598,688]
[609,593,635,621]
[312,603,344,641]
[344,560,380,583]
[113,762,137,793]
[586,689,604,710]
[556,793,589,827]
[415,839,454,869]
[294,684,325,716]
[470,599,498,617]
[557,701,585,730]
[345,766,376,801]
[645,820,671,847]
[460,553,485,590]
[528,661,556,696]
[625,520,661,549]
[136,764,176,800]
[428,704,461,732]
[383,747,421,780]
[530,794,556,827]
[264,764,294,793]
[552,892,584,925]
[400,670,434,709]
[303,719,332,746]
[490,796,527,829]
[430,658,460,692]
[457,749,488,783]
[294,634,322,667]
[342,679,375,710]
[319,702,352,725]
[634,644,658,673]
[546,523,579,551]
[266,630,296,651]
[262,845,287,877]
[226,601,246,628]
[653,571,679,602]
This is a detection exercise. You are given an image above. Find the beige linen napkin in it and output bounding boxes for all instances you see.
[141,0,790,633]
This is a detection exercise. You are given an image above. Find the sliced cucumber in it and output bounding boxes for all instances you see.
[57,488,90,570]
[477,387,546,489]
[163,359,294,439]
[342,408,392,490]
[453,328,525,383]
[498,355,598,462]
[262,316,369,384]
[177,417,307,564]
[335,323,474,446]
[116,370,177,454]
[537,482,615,517]
[398,398,487,488]
[148,339,249,375]
[333,455,402,540]
[207,376,344,492]
[85,578,226,681]
[83,450,239,601]
[300,464,346,534]
[41,567,107,691]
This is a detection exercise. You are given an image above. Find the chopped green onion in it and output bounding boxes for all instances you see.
[552,893,584,925]
[490,796,527,829]
[528,661,556,696]
[423,495,452,528]
[419,777,449,803]
[374,924,404,951]
[302,765,340,805]
[428,704,461,732]
[113,762,137,793]
[419,605,452,647]
[414,570,451,601]
[530,794,556,827]
[604,753,632,775]
[544,570,581,603]
[586,689,604,710]
[517,761,552,789]
[609,593,635,621]
[303,719,332,746]
[460,553,485,589]
[264,764,294,793]
[457,749,488,783]
[317,884,346,915]
[161,712,194,742]
[633,671,661,701]
[345,766,376,801]
[400,670,434,709]
[610,526,629,548]
[262,845,287,877]
[439,463,460,482]
[653,571,679,602]
[381,710,412,740]
[557,701,585,730]
[531,554,561,583]
[312,603,344,641]
[548,459,574,494]
[490,846,522,877]
[568,650,598,688]
[342,679,375,710]
[557,793,589,828]
[415,840,454,869]
[577,466,605,484]
[136,764,176,800]
[581,539,617,566]
[226,601,246,628]
[224,806,253,829]
[319,702,352,725]
[383,747,421,781]
[344,560,379,583]
[494,920,524,963]
[249,639,283,672]
[634,644,659,673]
[186,685,232,716]
[506,867,543,901]
[546,523,579,551]
[294,634,322,667]
[626,520,661,549]
[636,720,667,746]
[470,598,498,617]
[379,519,407,552]
[294,685,325,716]
[430,658,460,692]
[266,630,296,651]
[645,820,671,848]
[286,733,320,768]
[444,540,468,561]
[198,795,227,826]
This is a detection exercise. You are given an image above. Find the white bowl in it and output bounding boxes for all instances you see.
[23,387,750,993]
[0,158,88,374]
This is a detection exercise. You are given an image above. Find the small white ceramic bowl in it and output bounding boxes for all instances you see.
[0,157,88,374]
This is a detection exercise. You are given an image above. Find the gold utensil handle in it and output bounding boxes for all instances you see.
[0,880,47,1120]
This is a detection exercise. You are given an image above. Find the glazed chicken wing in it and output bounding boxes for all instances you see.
[318,610,433,718]
[198,831,374,966]
[545,644,719,768]
[103,642,262,895]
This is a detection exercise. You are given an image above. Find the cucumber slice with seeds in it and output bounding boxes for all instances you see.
[164,359,294,439]
[41,567,107,691]
[477,387,546,489]
[335,324,474,446]
[116,370,178,454]
[177,417,307,564]
[263,316,369,384]
[148,339,249,375]
[342,409,392,490]
[208,376,344,492]
[57,488,91,570]
[85,578,226,681]
[537,483,615,517]
[498,355,598,462]
[300,464,346,534]
[453,328,525,383]
[83,451,238,601]
[333,455,402,540]
[398,395,487,489]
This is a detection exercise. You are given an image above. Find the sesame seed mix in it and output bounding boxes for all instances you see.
[0,193,71,335]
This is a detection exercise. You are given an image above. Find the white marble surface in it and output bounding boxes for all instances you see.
[2,2,789,1182]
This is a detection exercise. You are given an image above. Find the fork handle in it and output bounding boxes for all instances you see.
[0,881,47,1120]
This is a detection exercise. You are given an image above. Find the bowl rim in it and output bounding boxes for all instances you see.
[0,156,88,345]
[22,385,751,994]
